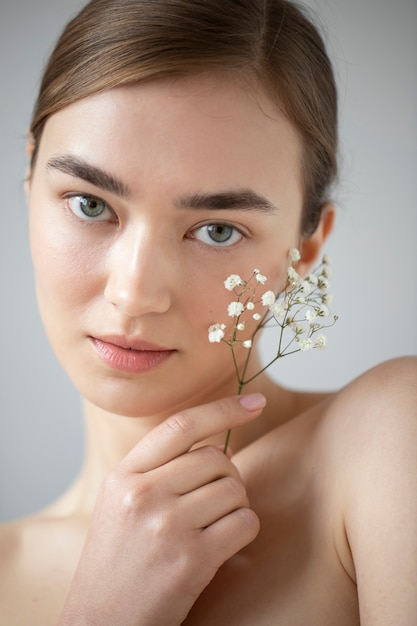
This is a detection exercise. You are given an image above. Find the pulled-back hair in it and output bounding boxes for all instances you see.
[30,0,338,235]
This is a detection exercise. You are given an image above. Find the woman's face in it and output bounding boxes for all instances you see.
[28,74,307,418]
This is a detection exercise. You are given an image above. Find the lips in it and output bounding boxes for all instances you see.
[89,335,176,374]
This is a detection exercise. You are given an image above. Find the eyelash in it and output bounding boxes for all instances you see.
[64,194,115,222]
[188,223,246,248]
[63,193,247,248]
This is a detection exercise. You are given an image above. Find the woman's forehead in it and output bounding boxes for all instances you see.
[37,75,304,206]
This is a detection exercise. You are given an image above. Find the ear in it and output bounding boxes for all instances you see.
[24,133,35,196]
[296,203,335,276]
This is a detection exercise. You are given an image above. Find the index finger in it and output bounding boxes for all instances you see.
[121,393,266,473]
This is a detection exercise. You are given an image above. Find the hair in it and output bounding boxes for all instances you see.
[30,0,338,236]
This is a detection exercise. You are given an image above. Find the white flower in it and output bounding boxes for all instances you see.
[224,274,243,291]
[208,324,226,343]
[318,276,330,290]
[237,322,245,331]
[243,340,252,349]
[253,313,262,321]
[317,304,330,318]
[294,295,306,305]
[261,290,276,307]
[322,293,333,305]
[246,301,255,310]
[307,273,318,285]
[288,248,301,263]
[298,338,313,351]
[287,266,301,286]
[301,280,311,294]
[321,266,332,279]
[227,301,245,317]
[290,322,305,335]
[314,334,327,349]
[305,310,317,322]
[253,268,260,275]
[271,301,287,318]
[322,254,331,265]
[255,273,267,284]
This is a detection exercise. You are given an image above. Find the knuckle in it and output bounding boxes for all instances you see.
[164,411,195,438]
[223,476,246,501]
[199,445,224,463]
[101,470,153,519]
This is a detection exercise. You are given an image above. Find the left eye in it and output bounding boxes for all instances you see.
[190,223,244,247]
[66,195,112,221]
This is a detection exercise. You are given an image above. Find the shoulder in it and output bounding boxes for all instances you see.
[321,357,417,622]
[319,356,417,504]
[323,356,417,456]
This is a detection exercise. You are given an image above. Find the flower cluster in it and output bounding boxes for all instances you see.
[208,249,338,451]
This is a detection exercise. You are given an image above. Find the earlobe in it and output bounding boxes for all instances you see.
[297,203,335,275]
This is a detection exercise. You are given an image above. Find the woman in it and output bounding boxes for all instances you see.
[1,0,416,623]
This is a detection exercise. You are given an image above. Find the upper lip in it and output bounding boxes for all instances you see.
[91,335,174,352]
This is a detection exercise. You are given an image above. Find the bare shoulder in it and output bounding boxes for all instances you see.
[324,355,417,449]
[321,357,417,623]
[336,354,416,407]
[318,356,417,507]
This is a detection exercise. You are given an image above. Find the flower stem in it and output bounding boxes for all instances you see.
[223,380,244,454]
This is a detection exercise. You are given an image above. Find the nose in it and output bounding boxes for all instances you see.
[104,224,172,317]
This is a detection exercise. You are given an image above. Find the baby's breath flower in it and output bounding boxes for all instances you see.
[294,296,306,305]
[288,248,301,263]
[227,301,245,317]
[305,310,317,322]
[321,266,332,279]
[314,334,327,349]
[208,252,337,453]
[208,324,226,343]
[261,290,276,308]
[255,273,267,284]
[318,276,330,290]
[290,322,305,336]
[224,274,243,291]
[287,266,301,287]
[322,254,331,265]
[301,280,312,294]
[317,304,330,318]
[322,293,333,305]
[298,338,313,351]
[271,300,289,318]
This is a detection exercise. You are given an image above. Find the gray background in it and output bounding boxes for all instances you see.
[1,0,416,522]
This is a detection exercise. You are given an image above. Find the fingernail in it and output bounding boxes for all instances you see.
[239,393,266,411]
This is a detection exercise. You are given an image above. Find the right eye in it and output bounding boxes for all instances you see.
[66,194,113,221]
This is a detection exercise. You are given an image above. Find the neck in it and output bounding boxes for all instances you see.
[48,355,295,518]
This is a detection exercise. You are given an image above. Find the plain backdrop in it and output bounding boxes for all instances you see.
[0,0,416,522]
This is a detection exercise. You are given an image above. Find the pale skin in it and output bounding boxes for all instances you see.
[0,74,416,625]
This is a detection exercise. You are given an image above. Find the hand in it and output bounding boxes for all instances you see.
[58,393,265,626]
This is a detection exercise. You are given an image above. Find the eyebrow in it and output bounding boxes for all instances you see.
[46,155,131,198]
[46,154,277,214]
[175,190,277,214]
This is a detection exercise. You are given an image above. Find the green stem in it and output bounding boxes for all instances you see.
[224,379,244,454]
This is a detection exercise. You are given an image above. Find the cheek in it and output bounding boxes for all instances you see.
[29,213,103,316]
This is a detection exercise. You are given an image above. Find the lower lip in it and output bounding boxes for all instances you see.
[90,338,175,374]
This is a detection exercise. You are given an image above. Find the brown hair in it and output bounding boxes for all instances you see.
[30,0,338,235]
